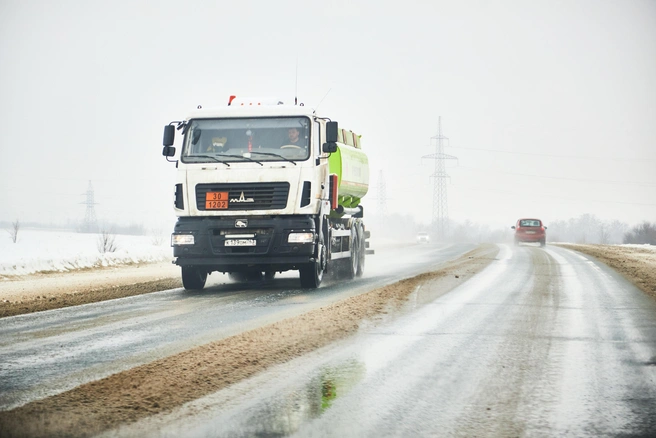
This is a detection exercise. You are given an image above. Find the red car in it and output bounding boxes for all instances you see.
[512,218,547,247]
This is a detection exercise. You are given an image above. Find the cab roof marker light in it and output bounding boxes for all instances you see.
[230,97,287,106]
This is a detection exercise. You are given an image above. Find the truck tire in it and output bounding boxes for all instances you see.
[299,234,325,288]
[356,223,365,277]
[346,225,360,280]
[181,266,207,290]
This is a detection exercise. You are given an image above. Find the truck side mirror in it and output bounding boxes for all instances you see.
[162,146,176,157]
[326,121,338,143]
[322,142,337,153]
[323,121,338,153]
[163,125,175,146]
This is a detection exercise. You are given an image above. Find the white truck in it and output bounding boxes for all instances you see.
[161,96,373,290]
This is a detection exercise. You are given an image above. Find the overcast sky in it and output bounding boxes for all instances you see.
[1,0,655,233]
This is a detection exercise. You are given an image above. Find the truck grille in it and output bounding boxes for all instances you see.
[196,182,290,211]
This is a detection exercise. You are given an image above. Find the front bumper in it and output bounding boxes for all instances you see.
[171,216,316,272]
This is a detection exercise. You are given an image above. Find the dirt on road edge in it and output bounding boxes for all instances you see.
[0,263,181,318]
[554,244,656,300]
[0,244,499,438]
[0,278,182,318]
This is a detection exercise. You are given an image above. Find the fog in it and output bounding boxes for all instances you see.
[1,0,655,235]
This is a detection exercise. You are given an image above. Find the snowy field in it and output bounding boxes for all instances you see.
[0,228,171,277]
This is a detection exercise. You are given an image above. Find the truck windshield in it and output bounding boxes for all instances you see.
[181,116,311,163]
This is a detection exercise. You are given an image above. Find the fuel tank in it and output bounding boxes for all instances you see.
[328,143,369,207]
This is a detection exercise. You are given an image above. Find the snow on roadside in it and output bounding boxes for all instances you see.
[0,229,172,277]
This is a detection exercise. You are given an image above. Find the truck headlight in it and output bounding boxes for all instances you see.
[171,234,195,246]
[287,232,314,243]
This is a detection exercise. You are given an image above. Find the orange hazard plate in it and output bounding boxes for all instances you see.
[205,191,228,209]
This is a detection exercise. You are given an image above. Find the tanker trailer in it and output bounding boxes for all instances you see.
[161,96,373,290]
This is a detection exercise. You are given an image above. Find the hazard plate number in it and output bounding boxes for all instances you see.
[206,192,228,209]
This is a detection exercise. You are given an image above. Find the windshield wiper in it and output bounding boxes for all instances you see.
[216,153,264,166]
[248,151,297,165]
[185,155,230,166]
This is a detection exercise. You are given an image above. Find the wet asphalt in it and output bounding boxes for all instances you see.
[108,244,656,438]
[0,242,474,411]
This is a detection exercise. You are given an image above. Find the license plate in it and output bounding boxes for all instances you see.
[225,239,256,247]
[525,231,536,234]
[206,192,228,210]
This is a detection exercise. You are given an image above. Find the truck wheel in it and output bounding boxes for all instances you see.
[181,267,207,290]
[299,235,325,288]
[264,271,276,281]
[356,224,365,277]
[540,239,546,247]
[346,225,360,279]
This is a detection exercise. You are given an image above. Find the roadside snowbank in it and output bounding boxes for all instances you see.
[1,229,171,277]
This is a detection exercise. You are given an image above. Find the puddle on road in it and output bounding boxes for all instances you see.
[153,356,366,438]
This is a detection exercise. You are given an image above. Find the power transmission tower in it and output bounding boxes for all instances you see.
[422,117,457,241]
[81,180,98,233]
[376,170,388,221]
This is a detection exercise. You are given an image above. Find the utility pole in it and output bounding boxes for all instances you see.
[376,170,388,222]
[81,180,98,233]
[422,117,457,241]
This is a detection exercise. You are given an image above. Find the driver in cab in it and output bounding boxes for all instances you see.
[206,136,228,153]
[283,128,305,148]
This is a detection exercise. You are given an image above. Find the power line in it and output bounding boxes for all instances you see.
[455,165,656,187]
[447,145,656,162]
[451,183,656,207]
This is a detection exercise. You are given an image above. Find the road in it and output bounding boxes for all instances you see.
[2,243,656,437]
[0,242,475,412]
[107,244,656,438]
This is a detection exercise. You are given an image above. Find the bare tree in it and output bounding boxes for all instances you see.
[7,219,20,243]
[575,214,601,244]
[97,229,118,253]
[608,220,628,244]
[624,222,656,245]
[598,223,610,244]
[150,228,164,246]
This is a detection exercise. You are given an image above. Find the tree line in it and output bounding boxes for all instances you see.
[369,213,656,245]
